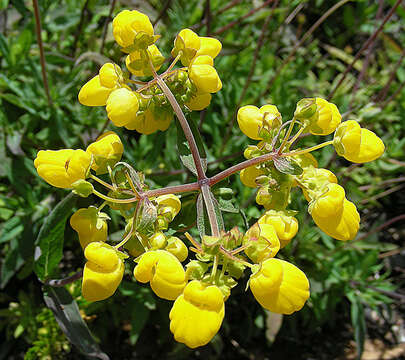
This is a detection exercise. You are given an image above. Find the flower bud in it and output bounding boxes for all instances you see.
[150,231,167,249]
[106,88,140,127]
[185,92,212,111]
[255,187,272,206]
[166,236,188,262]
[239,165,265,188]
[250,258,309,314]
[112,10,154,50]
[243,223,280,263]
[172,28,201,66]
[307,98,341,135]
[72,179,94,198]
[294,98,317,119]
[155,194,181,222]
[126,44,165,77]
[133,250,187,300]
[82,242,124,301]
[333,120,384,163]
[311,198,360,241]
[78,75,113,107]
[196,37,222,59]
[237,104,281,140]
[34,149,91,189]
[70,207,108,249]
[169,280,224,348]
[258,210,299,248]
[86,131,124,174]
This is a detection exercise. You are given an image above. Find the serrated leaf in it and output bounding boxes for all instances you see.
[196,193,205,238]
[273,156,303,175]
[218,197,239,214]
[34,193,77,281]
[176,116,207,176]
[179,154,207,177]
[43,286,109,360]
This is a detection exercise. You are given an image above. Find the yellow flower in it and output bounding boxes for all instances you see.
[298,167,338,201]
[185,92,212,111]
[166,236,188,262]
[258,210,299,248]
[126,44,165,77]
[133,250,187,300]
[189,55,222,94]
[333,120,384,163]
[124,108,172,134]
[196,36,222,59]
[239,165,265,188]
[78,75,113,107]
[106,88,140,127]
[112,10,154,49]
[34,149,91,189]
[149,231,167,249]
[249,258,310,314]
[169,280,225,348]
[237,104,281,140]
[70,207,108,249]
[243,223,280,263]
[155,194,181,221]
[311,198,360,241]
[86,131,124,174]
[309,183,345,218]
[99,63,123,88]
[172,28,201,66]
[307,98,341,135]
[82,242,124,302]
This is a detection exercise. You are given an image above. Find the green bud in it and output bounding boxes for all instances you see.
[72,180,94,197]
[294,98,317,119]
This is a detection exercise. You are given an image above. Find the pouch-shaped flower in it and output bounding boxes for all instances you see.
[307,98,341,135]
[70,207,108,249]
[82,242,124,301]
[34,149,91,189]
[169,280,225,348]
[334,120,384,163]
[133,250,187,300]
[311,198,360,241]
[250,258,309,314]
[258,210,299,248]
[112,10,154,49]
[86,131,124,174]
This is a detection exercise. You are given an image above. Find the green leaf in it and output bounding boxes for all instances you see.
[0,236,25,288]
[43,286,110,360]
[0,216,24,243]
[196,194,205,238]
[34,193,77,281]
[273,156,303,175]
[176,116,207,176]
[348,293,366,360]
[218,197,239,214]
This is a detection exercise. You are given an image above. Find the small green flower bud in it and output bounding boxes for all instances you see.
[294,98,317,119]
[72,179,94,197]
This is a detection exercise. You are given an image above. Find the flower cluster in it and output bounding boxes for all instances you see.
[238,97,384,241]
[78,11,222,134]
[33,8,386,351]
